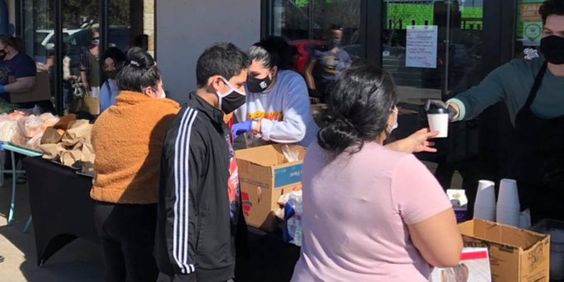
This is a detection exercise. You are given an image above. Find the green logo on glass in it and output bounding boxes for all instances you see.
[524,22,542,44]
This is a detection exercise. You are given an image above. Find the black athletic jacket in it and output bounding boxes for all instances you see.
[156,92,236,282]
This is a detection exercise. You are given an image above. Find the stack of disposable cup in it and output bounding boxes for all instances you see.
[496,179,520,227]
[473,180,496,221]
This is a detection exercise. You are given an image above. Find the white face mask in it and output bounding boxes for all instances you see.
[158,88,166,99]
[387,106,399,134]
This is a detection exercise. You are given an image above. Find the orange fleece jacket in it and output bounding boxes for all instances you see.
[90,91,180,204]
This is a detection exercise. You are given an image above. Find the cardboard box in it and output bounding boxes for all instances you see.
[10,71,51,103]
[458,219,550,282]
[236,144,305,232]
[430,247,492,282]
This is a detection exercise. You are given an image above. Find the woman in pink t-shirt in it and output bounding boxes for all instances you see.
[291,64,462,282]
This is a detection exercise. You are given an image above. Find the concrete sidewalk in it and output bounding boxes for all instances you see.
[0,179,104,282]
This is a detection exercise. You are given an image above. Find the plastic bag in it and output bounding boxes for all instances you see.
[282,191,303,247]
[0,120,17,142]
[17,115,45,138]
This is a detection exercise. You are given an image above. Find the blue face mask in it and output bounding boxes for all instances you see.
[217,77,246,114]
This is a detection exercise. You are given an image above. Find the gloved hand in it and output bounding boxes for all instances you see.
[0,85,5,93]
[231,120,253,137]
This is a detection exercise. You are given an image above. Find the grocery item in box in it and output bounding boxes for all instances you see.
[429,247,491,282]
[447,189,468,223]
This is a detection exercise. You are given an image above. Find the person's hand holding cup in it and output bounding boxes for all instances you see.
[425,99,455,138]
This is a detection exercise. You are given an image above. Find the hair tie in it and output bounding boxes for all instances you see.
[130,60,140,67]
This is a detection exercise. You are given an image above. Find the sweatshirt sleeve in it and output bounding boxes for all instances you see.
[260,73,312,143]
[448,62,511,121]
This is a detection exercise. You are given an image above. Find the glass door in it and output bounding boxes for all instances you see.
[382,0,485,105]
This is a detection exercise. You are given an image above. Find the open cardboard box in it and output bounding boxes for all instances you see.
[236,144,305,232]
[458,219,550,282]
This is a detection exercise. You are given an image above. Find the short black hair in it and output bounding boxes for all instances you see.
[196,43,250,87]
[249,36,296,70]
[0,35,23,52]
[318,63,398,155]
[100,47,126,69]
[116,47,161,92]
[539,0,564,24]
[330,24,343,31]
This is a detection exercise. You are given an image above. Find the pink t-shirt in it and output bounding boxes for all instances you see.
[291,142,452,282]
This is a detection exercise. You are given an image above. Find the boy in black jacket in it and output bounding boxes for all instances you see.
[156,43,250,282]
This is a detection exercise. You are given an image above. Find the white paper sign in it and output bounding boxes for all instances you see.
[406,25,438,69]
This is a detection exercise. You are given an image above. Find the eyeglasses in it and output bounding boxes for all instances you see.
[92,37,100,40]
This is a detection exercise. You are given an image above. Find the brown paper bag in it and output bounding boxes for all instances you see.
[40,143,66,160]
[54,114,77,130]
[59,149,82,167]
[61,120,92,147]
[41,127,65,144]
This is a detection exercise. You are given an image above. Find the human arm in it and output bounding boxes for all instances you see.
[80,51,90,90]
[304,58,317,90]
[80,70,90,91]
[446,62,512,121]
[258,74,312,143]
[392,156,463,267]
[2,55,37,93]
[3,76,35,93]
[161,115,205,276]
[407,209,462,267]
[385,128,439,153]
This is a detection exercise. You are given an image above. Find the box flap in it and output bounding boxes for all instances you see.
[459,219,548,250]
[235,144,306,167]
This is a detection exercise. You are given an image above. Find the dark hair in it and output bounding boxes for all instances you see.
[539,0,564,24]
[116,47,160,92]
[317,63,398,155]
[196,43,250,87]
[249,36,296,70]
[0,35,23,52]
[330,24,343,31]
[100,47,126,69]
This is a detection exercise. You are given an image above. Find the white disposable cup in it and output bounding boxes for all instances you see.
[519,209,531,229]
[474,180,496,221]
[427,113,449,138]
[497,179,520,208]
[496,179,520,226]
[496,207,520,226]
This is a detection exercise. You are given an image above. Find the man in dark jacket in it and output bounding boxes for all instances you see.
[156,43,250,282]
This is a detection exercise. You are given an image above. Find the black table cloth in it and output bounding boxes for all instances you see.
[23,157,99,266]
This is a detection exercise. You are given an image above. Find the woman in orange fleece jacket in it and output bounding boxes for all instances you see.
[91,47,180,282]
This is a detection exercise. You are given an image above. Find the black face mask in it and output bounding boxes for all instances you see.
[327,38,341,49]
[540,35,564,65]
[247,75,272,93]
[217,78,246,114]
[104,70,117,80]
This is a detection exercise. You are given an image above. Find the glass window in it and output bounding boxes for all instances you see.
[15,0,56,112]
[18,0,155,114]
[270,0,362,102]
[515,0,543,57]
[382,0,486,104]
